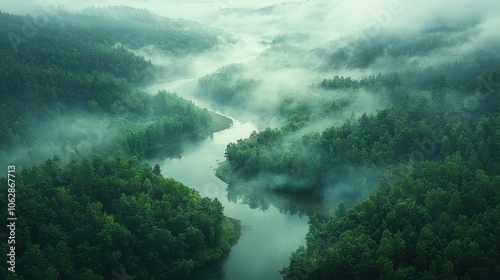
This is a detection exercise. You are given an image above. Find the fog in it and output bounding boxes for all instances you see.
[2,0,499,205]
[114,0,500,126]
[5,0,500,35]
[6,0,497,90]
[1,113,121,174]
[2,2,500,279]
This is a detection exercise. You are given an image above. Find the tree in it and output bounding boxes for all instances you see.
[153,164,162,175]
[0,156,240,279]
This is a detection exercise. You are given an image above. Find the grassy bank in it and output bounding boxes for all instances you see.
[215,160,234,183]
[205,111,233,134]
[220,216,242,250]
[193,216,241,271]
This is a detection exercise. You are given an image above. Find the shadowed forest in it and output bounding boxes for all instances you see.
[0,1,499,279]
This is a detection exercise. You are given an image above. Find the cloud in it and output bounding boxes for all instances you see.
[2,0,499,211]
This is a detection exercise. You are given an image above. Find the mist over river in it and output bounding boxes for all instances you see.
[143,89,311,280]
[145,117,309,279]
[141,34,311,279]
[2,1,499,279]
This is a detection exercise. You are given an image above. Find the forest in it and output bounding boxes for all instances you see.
[207,19,500,280]
[0,7,237,280]
[0,156,240,279]
[218,67,500,195]
[281,157,499,279]
[1,1,500,280]
[0,9,232,169]
[275,69,500,279]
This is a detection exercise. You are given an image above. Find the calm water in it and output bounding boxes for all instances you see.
[144,119,309,280]
[142,34,311,279]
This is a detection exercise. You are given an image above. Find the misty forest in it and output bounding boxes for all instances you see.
[0,1,499,280]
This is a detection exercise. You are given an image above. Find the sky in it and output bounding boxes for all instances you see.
[2,0,499,42]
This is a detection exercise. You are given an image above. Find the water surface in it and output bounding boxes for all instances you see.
[145,119,309,280]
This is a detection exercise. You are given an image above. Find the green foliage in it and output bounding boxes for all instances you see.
[195,64,260,105]
[0,9,238,279]
[0,156,238,279]
[281,158,500,279]
[273,61,500,279]
[220,67,500,195]
[68,6,222,55]
[117,90,214,157]
[0,10,230,167]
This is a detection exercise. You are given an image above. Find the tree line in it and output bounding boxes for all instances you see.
[0,156,240,279]
[0,7,238,279]
[216,56,500,278]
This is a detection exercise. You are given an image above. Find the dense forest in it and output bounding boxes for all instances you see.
[195,64,260,106]
[1,2,500,279]
[209,26,500,279]
[0,8,232,169]
[218,67,500,193]
[0,7,238,279]
[281,158,499,279]
[59,6,225,55]
[276,69,500,279]
[0,156,240,280]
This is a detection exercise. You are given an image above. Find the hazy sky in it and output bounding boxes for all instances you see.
[0,0,286,18]
[2,0,499,40]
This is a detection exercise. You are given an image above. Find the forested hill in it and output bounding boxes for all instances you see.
[60,6,224,55]
[0,7,238,279]
[282,157,500,279]
[219,68,500,197]
[202,24,500,278]
[0,156,240,279]
[0,8,232,168]
[2,6,224,55]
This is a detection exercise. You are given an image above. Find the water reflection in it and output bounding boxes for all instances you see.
[141,140,184,160]
[226,182,331,217]
[144,120,310,280]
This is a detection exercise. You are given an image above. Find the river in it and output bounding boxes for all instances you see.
[145,118,309,280]
[142,36,310,279]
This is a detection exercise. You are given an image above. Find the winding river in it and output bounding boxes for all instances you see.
[145,118,309,280]
[142,37,310,279]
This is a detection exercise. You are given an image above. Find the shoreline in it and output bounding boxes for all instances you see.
[140,111,233,159]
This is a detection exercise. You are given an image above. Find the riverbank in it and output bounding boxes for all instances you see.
[191,216,241,276]
[148,116,310,280]
[215,160,233,183]
[205,111,233,135]
[220,216,242,251]
[140,111,232,159]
